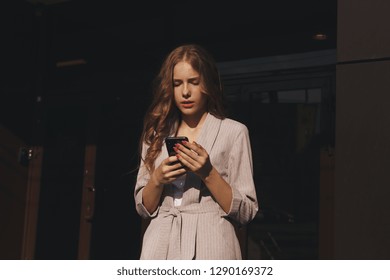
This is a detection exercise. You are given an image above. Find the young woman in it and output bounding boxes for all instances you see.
[134,44,258,259]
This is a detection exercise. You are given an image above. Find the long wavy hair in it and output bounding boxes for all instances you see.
[140,44,226,172]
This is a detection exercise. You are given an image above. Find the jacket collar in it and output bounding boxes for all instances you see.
[196,113,222,154]
[165,112,222,155]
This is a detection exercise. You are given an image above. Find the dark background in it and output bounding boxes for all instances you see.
[2,0,337,144]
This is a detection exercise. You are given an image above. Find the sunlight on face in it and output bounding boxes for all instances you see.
[173,61,208,119]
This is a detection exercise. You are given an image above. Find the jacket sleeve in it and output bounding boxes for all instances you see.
[224,124,259,225]
[134,141,159,219]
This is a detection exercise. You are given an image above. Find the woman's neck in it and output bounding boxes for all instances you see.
[181,111,208,129]
[177,111,208,142]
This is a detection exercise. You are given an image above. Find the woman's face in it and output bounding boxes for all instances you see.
[173,60,208,119]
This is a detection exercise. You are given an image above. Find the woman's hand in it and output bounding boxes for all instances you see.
[150,156,187,187]
[142,156,186,214]
[174,140,233,214]
[173,140,213,180]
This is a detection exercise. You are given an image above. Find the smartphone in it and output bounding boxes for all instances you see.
[165,136,189,156]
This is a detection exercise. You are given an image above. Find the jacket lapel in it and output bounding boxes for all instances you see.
[196,113,222,154]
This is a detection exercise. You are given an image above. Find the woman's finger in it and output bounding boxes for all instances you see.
[166,167,186,178]
[160,166,186,183]
[176,153,197,170]
[175,145,200,165]
[175,143,199,161]
[165,155,181,164]
[182,140,208,157]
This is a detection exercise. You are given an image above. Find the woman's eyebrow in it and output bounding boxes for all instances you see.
[173,76,199,81]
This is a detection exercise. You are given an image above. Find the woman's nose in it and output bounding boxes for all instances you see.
[182,84,190,97]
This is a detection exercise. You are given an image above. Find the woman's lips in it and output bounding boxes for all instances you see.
[181,102,194,108]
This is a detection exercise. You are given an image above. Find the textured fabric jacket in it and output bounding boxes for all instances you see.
[134,113,258,259]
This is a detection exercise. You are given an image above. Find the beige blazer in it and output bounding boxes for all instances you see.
[134,113,258,259]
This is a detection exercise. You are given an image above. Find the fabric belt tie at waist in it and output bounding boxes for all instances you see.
[154,205,220,260]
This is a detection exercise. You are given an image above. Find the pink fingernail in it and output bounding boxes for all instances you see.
[182,140,188,145]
